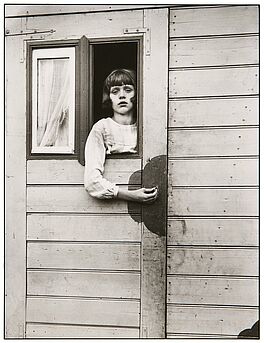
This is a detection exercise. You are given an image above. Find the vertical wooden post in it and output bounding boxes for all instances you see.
[140,8,168,338]
[5,35,27,338]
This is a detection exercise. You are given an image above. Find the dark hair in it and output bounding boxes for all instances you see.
[102,69,137,118]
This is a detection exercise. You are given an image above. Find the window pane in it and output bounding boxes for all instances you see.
[37,58,70,147]
[32,47,75,154]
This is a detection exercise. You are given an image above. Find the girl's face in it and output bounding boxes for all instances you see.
[109,84,135,116]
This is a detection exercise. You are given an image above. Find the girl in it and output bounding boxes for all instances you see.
[84,69,158,203]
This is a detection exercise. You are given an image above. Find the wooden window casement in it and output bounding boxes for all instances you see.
[27,36,142,165]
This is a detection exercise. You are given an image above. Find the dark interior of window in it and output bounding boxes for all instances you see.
[92,42,138,123]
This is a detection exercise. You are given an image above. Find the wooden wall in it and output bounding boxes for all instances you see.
[26,159,142,338]
[167,5,259,339]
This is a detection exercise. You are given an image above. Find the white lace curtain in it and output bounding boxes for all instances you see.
[37,58,70,147]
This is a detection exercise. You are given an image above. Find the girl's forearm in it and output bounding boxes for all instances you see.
[116,188,136,201]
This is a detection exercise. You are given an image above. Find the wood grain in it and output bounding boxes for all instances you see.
[26,323,139,338]
[27,214,141,241]
[27,158,141,185]
[27,270,140,299]
[167,247,258,276]
[170,6,259,37]
[167,305,259,336]
[169,159,258,186]
[168,218,258,246]
[168,188,258,217]
[27,242,140,271]
[26,297,140,327]
[169,97,259,128]
[5,35,27,338]
[168,128,258,158]
[168,276,258,306]
[27,185,141,213]
[140,8,168,338]
[169,67,258,98]
[169,35,258,68]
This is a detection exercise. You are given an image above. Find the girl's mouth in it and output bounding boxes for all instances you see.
[118,102,128,106]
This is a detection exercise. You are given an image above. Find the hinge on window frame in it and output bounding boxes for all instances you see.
[123,27,151,56]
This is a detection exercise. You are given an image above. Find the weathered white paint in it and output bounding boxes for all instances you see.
[168,276,258,306]
[169,159,258,186]
[167,305,258,336]
[27,270,140,299]
[27,158,141,184]
[5,10,143,40]
[168,188,258,216]
[168,218,258,246]
[169,67,258,98]
[5,35,27,338]
[5,4,167,17]
[170,6,259,37]
[26,323,139,338]
[167,247,258,276]
[27,242,140,270]
[27,185,141,213]
[141,8,168,338]
[169,128,258,157]
[27,297,140,327]
[169,35,258,68]
[27,214,141,241]
[169,97,258,128]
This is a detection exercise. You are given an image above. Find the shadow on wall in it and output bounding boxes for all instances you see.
[238,320,259,339]
[128,155,167,237]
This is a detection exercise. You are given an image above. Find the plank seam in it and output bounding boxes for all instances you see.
[169,32,259,41]
[167,303,259,310]
[26,295,140,302]
[168,125,259,130]
[169,94,259,101]
[27,268,141,274]
[169,64,259,71]
[26,321,140,329]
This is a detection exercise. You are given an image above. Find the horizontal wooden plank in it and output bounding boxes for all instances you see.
[27,159,141,185]
[168,188,258,217]
[27,214,141,241]
[167,333,236,338]
[5,4,165,17]
[27,242,140,271]
[27,270,140,299]
[170,36,258,68]
[26,297,139,327]
[27,186,140,213]
[167,247,258,276]
[169,97,259,128]
[6,10,143,40]
[168,276,258,306]
[26,323,139,338]
[170,6,259,37]
[168,128,258,158]
[169,159,258,186]
[169,67,258,98]
[168,218,258,246]
[167,305,259,336]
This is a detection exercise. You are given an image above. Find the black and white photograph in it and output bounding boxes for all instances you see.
[4,3,259,339]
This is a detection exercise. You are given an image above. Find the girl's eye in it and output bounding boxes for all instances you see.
[125,87,133,92]
[111,89,119,94]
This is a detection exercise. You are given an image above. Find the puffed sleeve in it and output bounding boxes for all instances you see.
[84,123,119,199]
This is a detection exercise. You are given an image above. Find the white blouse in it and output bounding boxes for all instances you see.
[84,117,137,199]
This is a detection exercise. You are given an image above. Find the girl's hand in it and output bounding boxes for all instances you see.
[132,187,158,203]
[117,187,158,203]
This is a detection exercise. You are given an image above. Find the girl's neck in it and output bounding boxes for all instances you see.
[112,112,134,125]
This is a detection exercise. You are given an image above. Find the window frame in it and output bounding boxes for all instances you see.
[88,36,143,160]
[26,39,80,160]
[26,36,143,164]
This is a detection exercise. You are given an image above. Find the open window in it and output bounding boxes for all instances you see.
[27,37,142,164]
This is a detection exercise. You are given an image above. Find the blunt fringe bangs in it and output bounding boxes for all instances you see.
[102,69,137,117]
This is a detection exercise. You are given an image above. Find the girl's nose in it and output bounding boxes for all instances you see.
[119,89,125,98]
